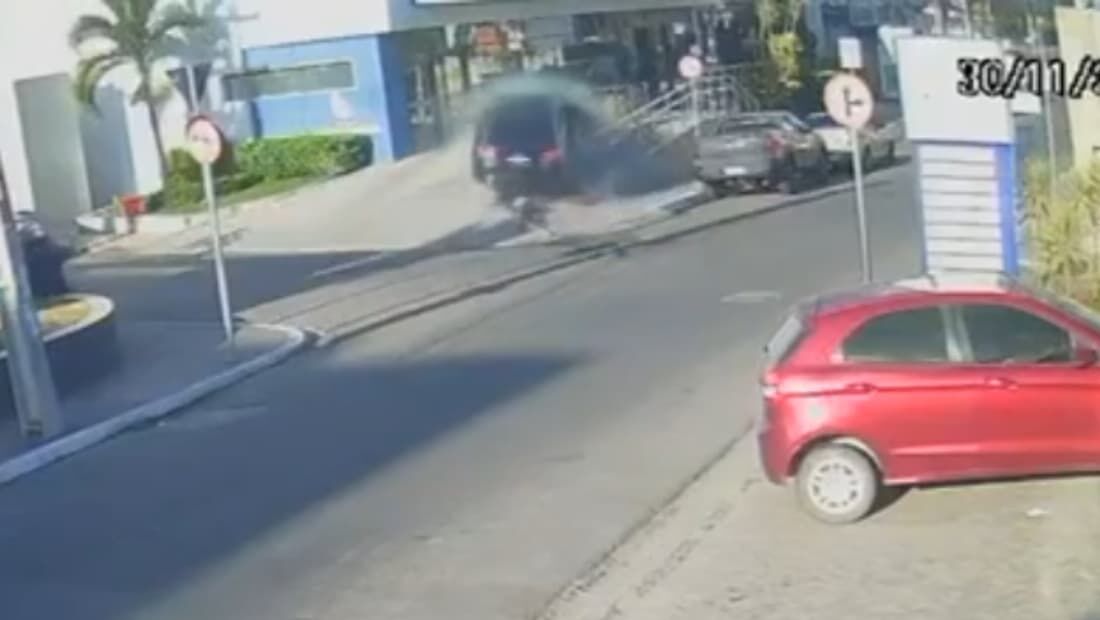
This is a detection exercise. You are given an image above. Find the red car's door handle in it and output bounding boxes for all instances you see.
[845,382,875,394]
[985,377,1017,389]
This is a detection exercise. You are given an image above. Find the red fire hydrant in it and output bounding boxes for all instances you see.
[118,193,146,234]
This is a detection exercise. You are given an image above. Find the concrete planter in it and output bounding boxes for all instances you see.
[77,210,212,235]
[0,295,119,413]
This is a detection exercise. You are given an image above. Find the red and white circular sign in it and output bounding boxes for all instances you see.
[185,115,223,165]
[678,55,704,81]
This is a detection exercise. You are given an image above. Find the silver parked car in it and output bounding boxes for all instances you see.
[694,111,829,195]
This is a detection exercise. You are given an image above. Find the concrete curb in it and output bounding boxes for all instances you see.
[0,323,309,487]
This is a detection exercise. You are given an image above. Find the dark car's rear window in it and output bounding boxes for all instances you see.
[483,99,557,150]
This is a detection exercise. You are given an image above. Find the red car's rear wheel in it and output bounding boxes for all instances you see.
[795,444,879,524]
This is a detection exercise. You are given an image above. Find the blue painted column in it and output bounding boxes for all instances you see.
[913,140,1020,276]
[242,33,414,162]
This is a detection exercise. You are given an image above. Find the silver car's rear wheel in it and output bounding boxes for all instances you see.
[795,444,878,524]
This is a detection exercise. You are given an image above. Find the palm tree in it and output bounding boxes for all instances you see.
[69,0,206,181]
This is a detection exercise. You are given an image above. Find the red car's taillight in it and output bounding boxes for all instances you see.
[539,147,563,166]
[761,369,781,399]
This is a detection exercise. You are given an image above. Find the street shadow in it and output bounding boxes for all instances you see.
[0,349,584,620]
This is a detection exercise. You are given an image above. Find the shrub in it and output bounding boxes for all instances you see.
[168,148,202,183]
[1023,156,1100,305]
[238,134,372,181]
[163,175,203,208]
[154,172,262,210]
[167,143,237,182]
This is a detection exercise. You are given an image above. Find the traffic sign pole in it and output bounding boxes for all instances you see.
[824,72,875,284]
[691,79,701,140]
[185,65,235,350]
[679,55,705,140]
[850,126,872,283]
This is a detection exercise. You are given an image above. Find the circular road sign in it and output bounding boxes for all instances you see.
[185,115,223,165]
[823,73,874,130]
[678,55,704,80]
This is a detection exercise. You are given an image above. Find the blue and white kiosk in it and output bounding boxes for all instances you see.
[896,37,1022,276]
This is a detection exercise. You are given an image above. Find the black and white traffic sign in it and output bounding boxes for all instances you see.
[185,115,223,165]
[823,74,874,130]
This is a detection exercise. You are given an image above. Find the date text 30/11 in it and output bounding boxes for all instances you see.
[957,55,1100,99]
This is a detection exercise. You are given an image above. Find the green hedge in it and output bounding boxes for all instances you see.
[148,172,262,211]
[150,133,371,211]
[237,134,372,181]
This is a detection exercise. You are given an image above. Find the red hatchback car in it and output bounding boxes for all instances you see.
[758,273,1100,524]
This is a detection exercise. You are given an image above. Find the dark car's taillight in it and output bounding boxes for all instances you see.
[477,145,499,164]
[539,147,563,166]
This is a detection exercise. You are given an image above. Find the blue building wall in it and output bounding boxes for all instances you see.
[242,34,413,162]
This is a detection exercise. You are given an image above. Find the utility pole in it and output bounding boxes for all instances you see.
[0,156,62,438]
[1026,0,1059,208]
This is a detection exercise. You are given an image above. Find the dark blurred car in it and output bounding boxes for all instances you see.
[15,212,71,298]
[471,94,576,203]
[694,111,829,195]
[758,273,1100,524]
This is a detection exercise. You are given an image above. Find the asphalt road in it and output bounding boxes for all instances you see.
[0,164,920,620]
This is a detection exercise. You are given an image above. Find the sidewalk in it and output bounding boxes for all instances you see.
[81,134,497,258]
[78,129,713,261]
[0,320,306,485]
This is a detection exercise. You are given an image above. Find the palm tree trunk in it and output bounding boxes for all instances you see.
[145,99,169,184]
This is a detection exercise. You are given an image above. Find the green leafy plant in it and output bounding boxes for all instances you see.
[69,0,207,180]
[753,0,817,109]
[237,134,373,181]
[1022,156,1100,306]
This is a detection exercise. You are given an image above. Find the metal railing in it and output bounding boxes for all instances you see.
[604,64,761,152]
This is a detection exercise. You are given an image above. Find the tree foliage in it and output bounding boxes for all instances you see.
[69,0,206,181]
[1023,156,1100,305]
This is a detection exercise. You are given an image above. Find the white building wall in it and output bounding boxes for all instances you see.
[0,0,248,217]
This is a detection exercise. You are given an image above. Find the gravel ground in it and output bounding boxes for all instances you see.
[539,432,1100,620]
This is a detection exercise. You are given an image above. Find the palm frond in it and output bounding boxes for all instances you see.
[148,5,207,43]
[73,51,129,111]
[132,0,161,30]
[101,0,129,21]
[69,15,118,50]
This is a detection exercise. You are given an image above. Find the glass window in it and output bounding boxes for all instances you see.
[782,114,811,133]
[960,304,1072,364]
[765,313,807,365]
[224,61,355,101]
[842,307,949,363]
[805,114,838,128]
